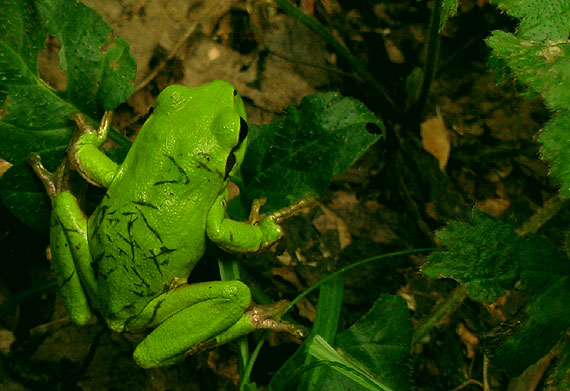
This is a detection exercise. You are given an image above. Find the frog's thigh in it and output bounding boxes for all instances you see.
[131,280,251,368]
[50,192,97,325]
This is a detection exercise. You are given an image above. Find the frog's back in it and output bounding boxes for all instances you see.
[86,81,243,329]
[86,185,213,328]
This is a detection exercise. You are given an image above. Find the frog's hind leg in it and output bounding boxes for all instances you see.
[127,280,250,368]
[28,154,95,325]
[129,280,305,368]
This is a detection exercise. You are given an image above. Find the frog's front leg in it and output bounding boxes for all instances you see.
[206,189,282,252]
[68,111,118,188]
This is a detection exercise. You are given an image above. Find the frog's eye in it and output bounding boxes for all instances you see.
[238,117,248,146]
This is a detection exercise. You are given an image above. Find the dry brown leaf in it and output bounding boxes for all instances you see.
[421,110,450,171]
[477,198,510,216]
[0,158,12,178]
[456,323,478,359]
[312,206,351,250]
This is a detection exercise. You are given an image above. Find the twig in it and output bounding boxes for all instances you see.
[483,355,490,391]
[516,195,568,236]
[450,379,483,391]
[412,284,468,346]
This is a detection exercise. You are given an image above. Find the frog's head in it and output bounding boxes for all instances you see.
[152,80,249,186]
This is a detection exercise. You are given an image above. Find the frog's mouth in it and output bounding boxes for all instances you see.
[223,117,248,180]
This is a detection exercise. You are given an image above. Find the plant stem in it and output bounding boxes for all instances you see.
[272,0,396,111]
[411,284,468,346]
[516,195,568,236]
[410,0,441,119]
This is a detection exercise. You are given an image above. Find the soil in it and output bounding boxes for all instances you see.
[0,1,564,390]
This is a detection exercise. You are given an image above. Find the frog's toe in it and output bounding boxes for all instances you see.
[259,218,282,244]
[28,153,58,198]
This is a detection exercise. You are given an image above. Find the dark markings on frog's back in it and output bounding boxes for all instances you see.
[118,233,135,261]
[119,303,136,313]
[140,298,166,329]
[100,267,117,280]
[91,252,105,279]
[133,200,159,210]
[154,155,192,186]
[155,246,176,263]
[153,179,180,186]
[126,215,138,233]
[131,266,151,289]
[131,290,145,297]
[59,270,75,289]
[135,207,163,244]
[146,249,163,276]
[167,155,190,184]
[126,215,141,263]
[96,205,109,226]
[61,226,81,235]
[196,159,218,176]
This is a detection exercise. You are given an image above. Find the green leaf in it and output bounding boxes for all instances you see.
[486,3,570,197]
[484,277,570,377]
[490,0,570,41]
[423,210,569,302]
[0,0,135,231]
[329,295,412,391]
[299,276,344,391]
[547,338,570,390]
[235,92,384,215]
[440,0,458,33]
[424,210,570,376]
[268,295,412,391]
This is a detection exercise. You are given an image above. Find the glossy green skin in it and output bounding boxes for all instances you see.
[87,81,248,328]
[44,81,283,368]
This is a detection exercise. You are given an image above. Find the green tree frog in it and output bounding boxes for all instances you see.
[28,80,306,368]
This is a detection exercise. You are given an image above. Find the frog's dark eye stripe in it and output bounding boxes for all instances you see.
[224,152,237,180]
[224,117,247,180]
[238,117,248,145]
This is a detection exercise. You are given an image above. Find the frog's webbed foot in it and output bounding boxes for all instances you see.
[69,110,112,140]
[246,300,308,338]
[248,194,318,225]
[184,300,307,358]
[27,153,67,199]
[266,194,318,224]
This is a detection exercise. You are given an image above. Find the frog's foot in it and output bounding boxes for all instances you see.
[247,300,308,338]
[213,299,308,348]
[27,153,63,199]
[69,110,112,140]
[268,194,318,223]
[67,110,118,188]
[185,300,307,357]
[248,194,317,226]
